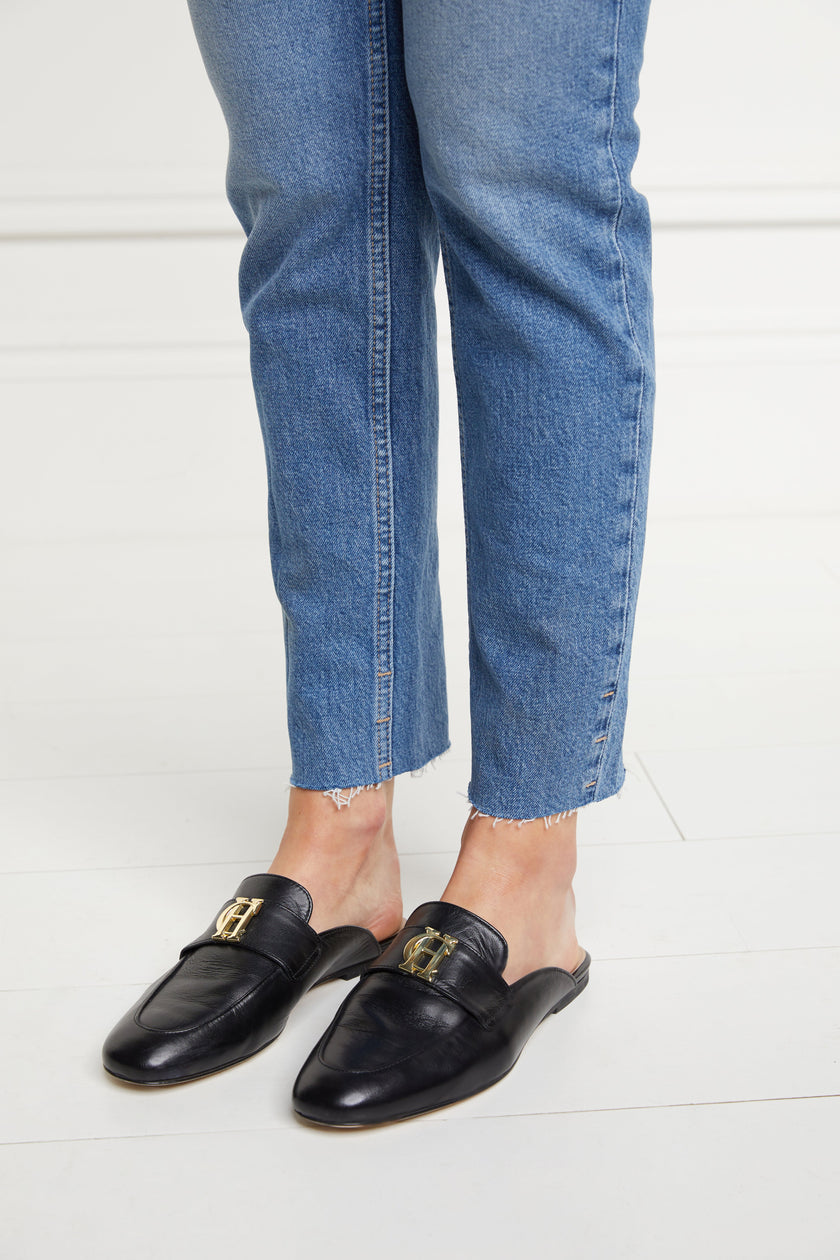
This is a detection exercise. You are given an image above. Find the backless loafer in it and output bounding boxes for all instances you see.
[102,873,390,1086]
[292,899,590,1126]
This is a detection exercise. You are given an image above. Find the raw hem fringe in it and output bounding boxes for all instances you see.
[461,783,626,829]
[321,782,383,809]
[321,748,450,809]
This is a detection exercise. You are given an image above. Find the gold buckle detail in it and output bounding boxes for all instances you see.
[212,896,264,942]
[398,927,459,982]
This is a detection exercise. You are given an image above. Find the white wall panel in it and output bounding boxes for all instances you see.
[1,0,837,524]
[2,0,837,232]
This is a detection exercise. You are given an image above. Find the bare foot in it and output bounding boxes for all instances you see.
[440,809,585,984]
[268,780,403,940]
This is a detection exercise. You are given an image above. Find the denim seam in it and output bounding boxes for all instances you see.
[589,0,647,798]
[368,0,394,781]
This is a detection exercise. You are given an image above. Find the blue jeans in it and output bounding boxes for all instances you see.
[186,0,655,823]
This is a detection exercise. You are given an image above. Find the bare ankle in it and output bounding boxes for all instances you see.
[288,780,392,834]
[441,808,582,982]
[457,809,578,889]
[267,780,402,938]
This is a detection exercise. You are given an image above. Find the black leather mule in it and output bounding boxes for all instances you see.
[292,899,590,1126]
[102,873,391,1086]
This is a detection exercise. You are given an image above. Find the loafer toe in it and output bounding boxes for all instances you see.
[294,985,457,1124]
[293,900,591,1126]
[103,1016,210,1086]
[101,873,386,1086]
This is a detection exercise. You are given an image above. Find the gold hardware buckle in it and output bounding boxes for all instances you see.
[398,927,459,982]
[212,896,264,942]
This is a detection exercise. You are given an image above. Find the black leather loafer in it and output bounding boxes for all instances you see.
[292,899,590,1126]
[102,873,391,1086]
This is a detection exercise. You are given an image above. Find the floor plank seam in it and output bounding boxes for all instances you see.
[3,1093,838,1150]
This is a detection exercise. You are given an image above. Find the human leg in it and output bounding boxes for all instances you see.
[102,0,446,1083]
[405,0,654,980]
[404,0,655,823]
[292,0,655,1123]
[184,0,462,935]
[187,0,450,794]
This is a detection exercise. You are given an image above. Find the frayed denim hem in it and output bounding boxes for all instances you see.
[322,782,384,809]
[459,774,631,829]
[467,805,579,829]
[290,744,452,810]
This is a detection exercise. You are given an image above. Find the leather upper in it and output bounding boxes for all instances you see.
[363,906,511,1027]
[293,900,591,1126]
[102,873,383,1085]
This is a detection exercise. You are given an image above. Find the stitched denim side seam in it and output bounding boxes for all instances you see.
[368,0,395,781]
[589,0,648,796]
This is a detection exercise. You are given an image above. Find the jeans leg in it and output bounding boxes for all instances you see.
[403,0,655,819]
[186,0,450,789]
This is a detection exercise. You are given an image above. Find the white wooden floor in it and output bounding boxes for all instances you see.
[2,331,839,1255]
